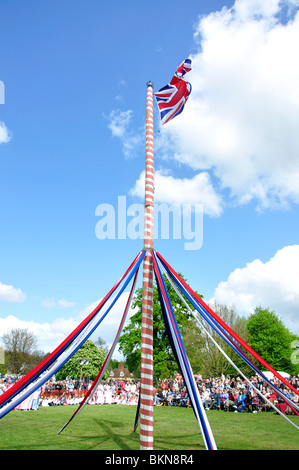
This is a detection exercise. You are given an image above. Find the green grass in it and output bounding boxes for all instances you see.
[0,405,298,450]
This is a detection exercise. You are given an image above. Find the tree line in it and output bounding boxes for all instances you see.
[1,274,299,380]
[118,274,299,379]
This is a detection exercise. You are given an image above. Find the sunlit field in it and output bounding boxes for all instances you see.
[0,405,298,451]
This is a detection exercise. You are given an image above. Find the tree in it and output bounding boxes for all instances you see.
[186,303,252,377]
[247,307,298,374]
[95,336,109,355]
[118,274,197,380]
[55,339,107,381]
[179,317,203,373]
[1,328,43,375]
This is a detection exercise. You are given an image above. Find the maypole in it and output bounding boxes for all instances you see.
[139,81,155,450]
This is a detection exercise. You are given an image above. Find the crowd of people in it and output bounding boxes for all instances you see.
[155,375,299,415]
[1,373,299,416]
[40,378,140,407]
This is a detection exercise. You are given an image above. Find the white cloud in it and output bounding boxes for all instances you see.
[232,0,282,18]
[42,297,76,309]
[0,282,26,303]
[0,291,136,358]
[107,109,133,138]
[0,122,11,144]
[106,108,142,158]
[211,245,299,334]
[159,0,299,210]
[58,299,76,308]
[0,314,78,353]
[42,297,56,309]
[130,169,223,217]
[78,292,138,355]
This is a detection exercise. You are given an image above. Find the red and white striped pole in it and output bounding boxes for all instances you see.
[140,81,155,450]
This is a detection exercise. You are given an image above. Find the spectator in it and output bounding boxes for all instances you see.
[180,388,190,407]
[154,389,163,406]
[165,387,174,406]
[224,390,236,412]
[267,390,277,406]
[251,392,260,412]
[5,371,298,414]
[66,380,75,396]
[244,391,252,411]
[212,388,223,409]
[219,390,229,409]
[201,387,212,409]
[235,390,246,412]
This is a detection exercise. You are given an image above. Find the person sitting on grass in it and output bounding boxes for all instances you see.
[154,389,163,406]
[251,392,261,412]
[224,390,237,412]
[235,390,246,412]
[201,387,212,409]
[244,391,252,411]
[180,388,190,407]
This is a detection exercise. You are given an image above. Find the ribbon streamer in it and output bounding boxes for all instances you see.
[152,250,217,450]
[58,268,140,434]
[161,261,299,431]
[0,251,145,419]
[156,251,299,398]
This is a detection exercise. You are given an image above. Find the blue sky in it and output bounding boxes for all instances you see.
[1,0,299,357]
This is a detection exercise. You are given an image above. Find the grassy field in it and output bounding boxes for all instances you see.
[0,405,298,451]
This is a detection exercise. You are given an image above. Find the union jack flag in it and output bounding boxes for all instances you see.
[154,59,192,125]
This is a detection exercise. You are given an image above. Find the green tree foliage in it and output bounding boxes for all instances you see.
[118,274,195,380]
[247,307,299,375]
[179,317,203,373]
[118,276,299,381]
[118,277,258,380]
[55,340,107,381]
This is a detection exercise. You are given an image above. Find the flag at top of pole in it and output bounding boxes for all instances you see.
[154,59,192,125]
